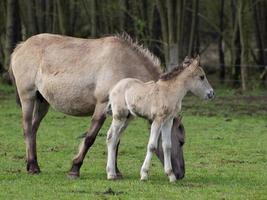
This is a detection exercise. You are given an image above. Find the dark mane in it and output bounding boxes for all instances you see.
[159,65,185,81]
[159,57,194,81]
[115,33,162,75]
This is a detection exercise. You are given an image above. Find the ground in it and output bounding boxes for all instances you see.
[0,82,266,200]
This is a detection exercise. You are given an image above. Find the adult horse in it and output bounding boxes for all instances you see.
[9,33,185,179]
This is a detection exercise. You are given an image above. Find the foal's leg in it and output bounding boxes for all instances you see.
[161,119,176,182]
[69,103,106,178]
[106,117,130,180]
[140,120,161,181]
[115,140,122,177]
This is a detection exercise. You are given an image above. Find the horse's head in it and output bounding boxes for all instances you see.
[183,55,215,100]
[156,117,185,179]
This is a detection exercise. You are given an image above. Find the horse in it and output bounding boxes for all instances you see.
[106,56,214,182]
[9,33,186,179]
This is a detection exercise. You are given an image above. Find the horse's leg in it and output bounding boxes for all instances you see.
[21,98,37,174]
[27,97,49,173]
[161,119,176,182]
[106,117,129,180]
[140,120,161,181]
[68,103,106,178]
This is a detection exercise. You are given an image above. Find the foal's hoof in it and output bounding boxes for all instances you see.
[116,172,123,179]
[140,174,148,181]
[168,174,177,183]
[107,174,120,180]
[68,171,80,179]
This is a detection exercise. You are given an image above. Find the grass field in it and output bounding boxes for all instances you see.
[0,82,266,200]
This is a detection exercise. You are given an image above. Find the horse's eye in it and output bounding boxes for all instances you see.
[200,75,205,80]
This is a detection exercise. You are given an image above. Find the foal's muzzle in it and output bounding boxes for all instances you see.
[206,90,215,99]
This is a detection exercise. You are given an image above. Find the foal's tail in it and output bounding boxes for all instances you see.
[8,61,21,107]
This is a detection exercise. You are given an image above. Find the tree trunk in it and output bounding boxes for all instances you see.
[188,0,198,56]
[238,0,246,91]
[70,0,78,35]
[56,0,71,35]
[218,0,225,84]
[193,0,200,54]
[52,0,59,33]
[4,0,21,70]
[45,0,53,33]
[119,0,126,31]
[167,0,178,69]
[36,0,46,33]
[156,0,169,67]
[231,0,241,87]
[90,0,97,37]
[0,0,7,73]
[26,0,38,37]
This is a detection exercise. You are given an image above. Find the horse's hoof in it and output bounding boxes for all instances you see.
[68,171,80,179]
[27,163,41,174]
[27,168,41,174]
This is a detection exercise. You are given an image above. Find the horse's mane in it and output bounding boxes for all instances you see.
[159,58,193,81]
[115,33,162,75]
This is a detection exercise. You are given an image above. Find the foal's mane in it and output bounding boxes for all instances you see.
[115,33,162,75]
[159,58,193,81]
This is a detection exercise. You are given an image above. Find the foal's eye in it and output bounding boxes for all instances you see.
[200,75,205,80]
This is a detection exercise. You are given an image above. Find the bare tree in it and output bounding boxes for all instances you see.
[218,0,225,84]
[188,0,199,56]
[5,0,21,69]
[156,0,190,70]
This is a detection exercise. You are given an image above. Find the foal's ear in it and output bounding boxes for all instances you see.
[195,54,200,61]
[188,55,200,71]
[182,56,191,67]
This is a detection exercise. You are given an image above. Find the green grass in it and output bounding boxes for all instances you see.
[0,82,266,200]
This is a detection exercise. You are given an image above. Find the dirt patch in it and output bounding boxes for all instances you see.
[219,159,256,165]
[12,155,25,160]
[64,190,91,195]
[95,187,125,196]
[180,182,204,188]
[3,168,22,173]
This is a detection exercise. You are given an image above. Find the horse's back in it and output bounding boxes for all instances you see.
[11,34,161,116]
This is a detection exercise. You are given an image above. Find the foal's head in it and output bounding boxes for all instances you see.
[183,55,214,100]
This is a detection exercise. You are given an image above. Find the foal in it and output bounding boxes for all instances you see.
[106,56,214,182]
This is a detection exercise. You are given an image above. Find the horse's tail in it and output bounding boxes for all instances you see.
[8,44,22,107]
